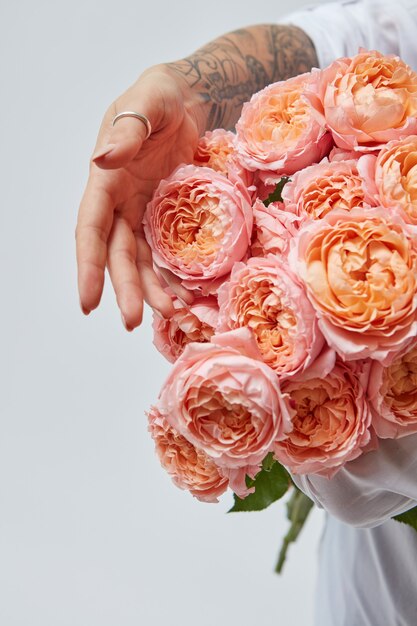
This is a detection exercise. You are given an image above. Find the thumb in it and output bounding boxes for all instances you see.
[92,110,153,170]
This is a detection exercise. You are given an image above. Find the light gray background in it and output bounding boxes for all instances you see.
[1,1,326,624]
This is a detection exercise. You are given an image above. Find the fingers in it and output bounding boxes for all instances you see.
[135,232,175,319]
[77,71,177,326]
[106,221,175,331]
[76,173,116,314]
[107,216,144,330]
[92,116,148,170]
[92,86,161,170]
[157,267,195,305]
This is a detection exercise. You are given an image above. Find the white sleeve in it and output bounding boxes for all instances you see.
[279,0,417,70]
[291,433,417,528]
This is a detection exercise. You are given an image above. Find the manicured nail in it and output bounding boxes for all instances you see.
[92,143,117,161]
[121,313,133,332]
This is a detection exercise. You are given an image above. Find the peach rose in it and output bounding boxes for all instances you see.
[273,359,374,476]
[157,328,292,475]
[251,198,299,257]
[194,129,256,198]
[375,135,417,224]
[290,207,417,362]
[216,463,265,499]
[143,165,253,292]
[147,405,228,502]
[328,147,361,162]
[368,339,417,438]
[217,256,326,378]
[306,49,417,152]
[235,73,333,184]
[281,156,379,221]
[194,129,236,175]
[153,295,219,363]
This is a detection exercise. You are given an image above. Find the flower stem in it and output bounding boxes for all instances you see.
[275,487,314,574]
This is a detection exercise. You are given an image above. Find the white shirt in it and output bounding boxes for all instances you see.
[280,0,417,69]
[295,437,417,625]
[277,3,417,624]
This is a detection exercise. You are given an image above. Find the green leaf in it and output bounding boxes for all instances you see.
[263,177,291,207]
[228,458,291,513]
[275,487,315,574]
[393,505,417,532]
[261,451,276,472]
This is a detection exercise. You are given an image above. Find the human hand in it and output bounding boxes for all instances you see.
[75,65,203,331]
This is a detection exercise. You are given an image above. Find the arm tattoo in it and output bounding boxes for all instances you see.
[167,25,318,131]
[268,25,318,83]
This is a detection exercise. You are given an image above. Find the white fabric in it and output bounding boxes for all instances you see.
[294,436,417,625]
[276,3,417,624]
[279,0,417,70]
[315,517,417,625]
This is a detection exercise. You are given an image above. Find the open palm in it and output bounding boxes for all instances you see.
[76,67,203,330]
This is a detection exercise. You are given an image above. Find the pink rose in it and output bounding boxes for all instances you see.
[157,328,291,476]
[290,207,417,363]
[235,73,333,184]
[274,359,374,476]
[281,156,379,221]
[193,129,255,191]
[143,165,253,292]
[375,135,417,225]
[217,256,325,378]
[194,129,237,175]
[147,405,228,502]
[153,295,219,363]
[306,49,417,152]
[250,198,299,257]
[328,147,361,162]
[328,146,381,162]
[368,339,417,438]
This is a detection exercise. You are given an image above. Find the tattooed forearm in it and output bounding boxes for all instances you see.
[166,25,318,131]
[167,35,268,130]
[268,25,318,82]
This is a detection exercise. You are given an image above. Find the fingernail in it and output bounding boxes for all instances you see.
[153,309,164,320]
[92,143,117,161]
[80,298,90,315]
[121,313,133,332]
[177,294,194,306]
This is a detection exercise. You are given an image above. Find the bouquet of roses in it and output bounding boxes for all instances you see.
[145,48,417,572]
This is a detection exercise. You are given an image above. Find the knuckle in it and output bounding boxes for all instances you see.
[89,222,108,244]
[112,247,136,265]
[105,101,117,121]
